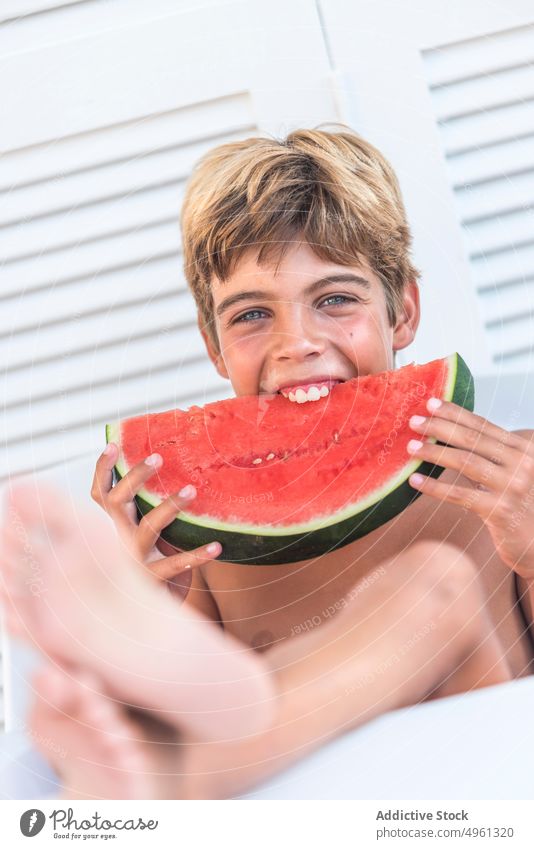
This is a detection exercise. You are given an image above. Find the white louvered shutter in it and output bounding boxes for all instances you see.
[318,0,534,377]
[423,23,534,370]
[0,0,340,732]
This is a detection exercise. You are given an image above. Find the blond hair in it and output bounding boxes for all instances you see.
[180,123,419,350]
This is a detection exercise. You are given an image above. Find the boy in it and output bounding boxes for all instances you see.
[2,125,534,798]
[95,125,534,671]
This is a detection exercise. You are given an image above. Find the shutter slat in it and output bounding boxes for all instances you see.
[1,183,184,262]
[431,63,534,121]
[0,0,89,22]
[2,291,198,369]
[479,279,534,325]
[454,168,534,223]
[4,316,205,408]
[440,98,534,156]
[425,24,534,88]
[486,315,534,355]
[463,208,534,258]
[447,134,534,188]
[0,221,181,297]
[470,242,534,290]
[1,255,187,337]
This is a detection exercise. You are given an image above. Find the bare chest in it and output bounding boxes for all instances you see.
[203,472,534,672]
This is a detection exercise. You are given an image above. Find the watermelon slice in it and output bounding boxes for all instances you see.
[106,352,474,565]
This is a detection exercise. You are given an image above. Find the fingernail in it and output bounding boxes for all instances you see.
[407,439,423,453]
[179,484,196,499]
[206,542,221,556]
[410,415,426,427]
[410,473,424,485]
[427,397,442,412]
[103,443,116,456]
[145,453,162,467]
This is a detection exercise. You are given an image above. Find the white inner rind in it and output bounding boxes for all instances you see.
[106,354,457,538]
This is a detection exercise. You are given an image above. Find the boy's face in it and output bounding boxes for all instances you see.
[201,241,420,399]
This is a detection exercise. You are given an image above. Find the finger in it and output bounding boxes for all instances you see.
[147,541,222,581]
[409,413,509,468]
[105,452,165,527]
[136,485,197,557]
[420,398,533,458]
[406,438,510,494]
[90,443,119,507]
[409,471,495,515]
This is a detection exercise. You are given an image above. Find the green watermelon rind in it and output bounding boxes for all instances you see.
[106,352,474,565]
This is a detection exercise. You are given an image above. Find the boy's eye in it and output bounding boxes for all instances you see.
[231,309,268,325]
[319,294,359,308]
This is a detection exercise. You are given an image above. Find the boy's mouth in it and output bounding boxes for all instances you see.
[276,378,346,404]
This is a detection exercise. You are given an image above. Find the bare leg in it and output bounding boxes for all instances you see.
[183,540,511,798]
[28,540,511,799]
[0,480,275,742]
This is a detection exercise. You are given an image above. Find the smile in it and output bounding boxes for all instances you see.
[278,379,345,403]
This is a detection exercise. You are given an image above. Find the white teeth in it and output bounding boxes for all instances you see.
[282,384,333,402]
[280,382,339,402]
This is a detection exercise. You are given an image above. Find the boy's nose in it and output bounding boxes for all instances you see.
[271,306,326,361]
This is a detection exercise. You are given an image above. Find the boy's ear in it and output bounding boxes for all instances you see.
[392,280,420,352]
[199,318,230,381]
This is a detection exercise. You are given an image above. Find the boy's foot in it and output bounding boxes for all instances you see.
[0,480,275,741]
[0,479,171,666]
[29,665,180,799]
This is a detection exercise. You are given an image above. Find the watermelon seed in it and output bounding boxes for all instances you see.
[333,431,340,443]
[266,453,275,460]
[252,457,263,465]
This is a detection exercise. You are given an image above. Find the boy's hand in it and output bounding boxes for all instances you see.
[406,398,534,578]
[90,443,222,588]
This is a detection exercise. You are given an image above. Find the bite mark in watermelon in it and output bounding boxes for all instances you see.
[106,352,474,565]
